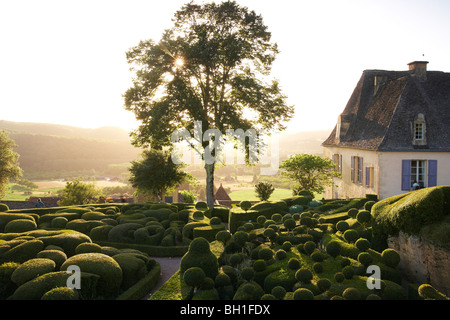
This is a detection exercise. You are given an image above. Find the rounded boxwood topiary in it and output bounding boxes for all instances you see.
[75,242,102,254]
[11,258,56,286]
[215,272,231,287]
[41,286,79,300]
[0,203,9,212]
[2,239,45,263]
[61,253,123,298]
[293,288,314,300]
[364,200,376,211]
[289,204,303,214]
[37,250,67,269]
[275,249,287,261]
[5,219,37,233]
[283,218,297,232]
[271,213,282,223]
[342,287,361,300]
[51,217,69,229]
[357,252,373,266]
[258,247,274,261]
[282,241,292,252]
[239,201,252,211]
[233,281,264,300]
[295,268,313,284]
[253,259,266,272]
[240,267,254,281]
[288,258,301,270]
[261,293,276,300]
[209,216,222,226]
[303,241,316,255]
[183,267,206,288]
[180,237,219,279]
[355,238,371,251]
[311,250,324,262]
[418,284,449,300]
[334,272,345,283]
[336,220,349,232]
[343,229,359,243]
[381,248,401,268]
[347,208,359,218]
[342,265,354,279]
[316,278,331,293]
[312,262,323,274]
[215,230,231,244]
[195,201,208,210]
[366,293,381,300]
[356,210,372,224]
[256,215,266,225]
[271,286,286,300]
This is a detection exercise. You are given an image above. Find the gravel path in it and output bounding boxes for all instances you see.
[143,256,182,299]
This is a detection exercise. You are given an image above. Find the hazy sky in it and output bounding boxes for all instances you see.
[1,0,449,133]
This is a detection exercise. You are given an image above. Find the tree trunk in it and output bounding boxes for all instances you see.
[205,162,215,209]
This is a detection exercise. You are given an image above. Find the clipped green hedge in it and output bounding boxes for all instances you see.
[372,186,450,236]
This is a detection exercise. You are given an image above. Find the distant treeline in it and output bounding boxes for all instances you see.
[9,132,140,180]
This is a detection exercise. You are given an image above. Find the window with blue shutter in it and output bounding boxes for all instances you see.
[402,160,411,190]
[428,160,437,187]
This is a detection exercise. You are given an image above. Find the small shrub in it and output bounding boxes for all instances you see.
[5,219,37,233]
[295,268,313,284]
[355,238,371,251]
[258,248,274,261]
[342,265,354,279]
[253,259,266,272]
[195,202,208,210]
[312,262,323,274]
[288,258,301,270]
[357,252,373,266]
[275,249,287,261]
[37,250,67,269]
[303,241,316,255]
[240,267,254,281]
[41,286,79,300]
[239,201,252,211]
[271,286,286,300]
[75,242,102,254]
[336,220,349,232]
[418,284,449,300]
[316,278,331,293]
[347,208,359,218]
[326,240,341,258]
[215,273,231,287]
[342,287,361,300]
[343,229,359,243]
[282,241,292,252]
[183,267,206,288]
[381,249,401,268]
[11,258,56,286]
[356,210,372,224]
[334,272,345,283]
[293,288,314,300]
[364,200,376,211]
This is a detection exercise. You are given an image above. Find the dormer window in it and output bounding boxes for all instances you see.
[413,113,426,145]
[415,122,424,140]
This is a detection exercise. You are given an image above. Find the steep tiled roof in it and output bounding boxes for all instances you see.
[322,65,450,151]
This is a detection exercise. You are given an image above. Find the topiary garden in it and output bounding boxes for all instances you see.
[0,188,449,300]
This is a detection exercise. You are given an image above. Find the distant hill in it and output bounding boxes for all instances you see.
[0,120,131,141]
[0,120,331,180]
[0,120,140,180]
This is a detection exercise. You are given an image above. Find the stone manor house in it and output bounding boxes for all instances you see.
[322,61,450,200]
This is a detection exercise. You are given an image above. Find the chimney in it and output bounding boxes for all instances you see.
[408,61,428,80]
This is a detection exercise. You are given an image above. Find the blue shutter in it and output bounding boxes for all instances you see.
[428,160,437,187]
[402,160,411,190]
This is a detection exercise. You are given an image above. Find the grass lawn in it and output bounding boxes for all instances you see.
[228,188,293,201]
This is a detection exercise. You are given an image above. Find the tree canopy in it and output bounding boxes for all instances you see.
[124,1,294,207]
[279,154,341,194]
[0,130,22,198]
[128,149,191,201]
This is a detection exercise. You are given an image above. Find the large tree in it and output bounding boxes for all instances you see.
[0,130,22,198]
[124,1,294,208]
[129,149,190,202]
[279,154,341,195]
